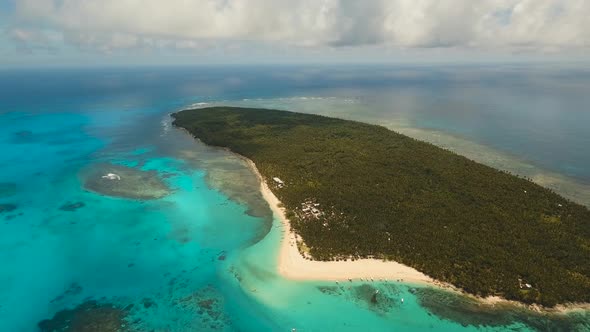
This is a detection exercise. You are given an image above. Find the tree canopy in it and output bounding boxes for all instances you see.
[172,106,590,307]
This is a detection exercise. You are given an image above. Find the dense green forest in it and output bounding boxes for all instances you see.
[172,106,590,307]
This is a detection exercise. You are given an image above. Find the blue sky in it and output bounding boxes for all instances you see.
[1,0,589,67]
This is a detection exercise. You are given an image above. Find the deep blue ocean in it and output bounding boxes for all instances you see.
[0,65,589,331]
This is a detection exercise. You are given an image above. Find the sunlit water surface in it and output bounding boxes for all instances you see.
[0,66,589,331]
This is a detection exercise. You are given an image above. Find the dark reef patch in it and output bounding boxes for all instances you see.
[317,283,403,314]
[81,163,171,200]
[317,285,343,296]
[217,251,227,261]
[0,203,17,213]
[416,287,515,327]
[141,297,156,309]
[176,285,232,330]
[49,282,84,304]
[353,284,402,314]
[161,172,178,179]
[415,287,590,330]
[128,284,232,331]
[59,201,86,211]
[38,300,131,332]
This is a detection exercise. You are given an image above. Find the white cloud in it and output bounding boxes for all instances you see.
[9,0,590,53]
[60,31,141,53]
[5,27,63,53]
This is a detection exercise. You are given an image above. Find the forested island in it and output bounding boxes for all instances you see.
[172,106,590,307]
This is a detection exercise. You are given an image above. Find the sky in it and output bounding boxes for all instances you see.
[1,0,589,67]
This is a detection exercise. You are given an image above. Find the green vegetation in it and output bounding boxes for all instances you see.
[172,106,590,307]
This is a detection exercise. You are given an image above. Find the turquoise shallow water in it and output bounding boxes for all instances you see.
[0,66,589,331]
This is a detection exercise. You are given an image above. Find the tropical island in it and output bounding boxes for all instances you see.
[172,106,590,307]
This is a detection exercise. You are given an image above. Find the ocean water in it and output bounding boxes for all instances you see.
[0,65,589,331]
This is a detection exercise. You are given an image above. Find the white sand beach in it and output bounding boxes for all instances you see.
[245,159,437,285]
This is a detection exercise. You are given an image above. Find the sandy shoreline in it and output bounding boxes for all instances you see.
[173,120,438,284]
[245,158,590,314]
[243,159,437,285]
[172,117,590,314]
[174,120,439,285]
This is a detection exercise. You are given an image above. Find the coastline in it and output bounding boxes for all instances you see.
[172,119,439,285]
[242,157,590,315]
[172,114,590,315]
[190,101,590,208]
[244,158,441,285]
